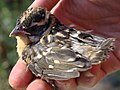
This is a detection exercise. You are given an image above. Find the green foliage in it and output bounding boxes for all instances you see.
[0,0,33,89]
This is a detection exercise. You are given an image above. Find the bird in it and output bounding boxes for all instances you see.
[9,7,115,88]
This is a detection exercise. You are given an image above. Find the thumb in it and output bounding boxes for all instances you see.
[29,0,59,11]
[77,65,105,88]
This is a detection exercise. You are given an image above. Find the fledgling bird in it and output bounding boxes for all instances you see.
[10,7,115,89]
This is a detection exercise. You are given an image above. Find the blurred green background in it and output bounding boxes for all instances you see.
[0,0,33,89]
[0,0,120,90]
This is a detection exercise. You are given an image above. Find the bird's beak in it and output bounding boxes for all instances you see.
[9,26,30,37]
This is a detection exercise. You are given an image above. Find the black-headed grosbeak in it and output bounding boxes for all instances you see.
[9,7,115,88]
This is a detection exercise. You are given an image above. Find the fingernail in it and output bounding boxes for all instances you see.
[85,76,96,83]
[55,80,70,88]
[55,79,77,90]
[77,71,96,87]
[84,71,95,77]
[84,71,96,85]
[55,82,67,90]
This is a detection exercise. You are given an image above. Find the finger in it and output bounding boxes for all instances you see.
[77,53,120,88]
[101,52,120,74]
[55,79,77,90]
[9,59,34,89]
[27,79,53,90]
[77,65,105,88]
[29,0,59,11]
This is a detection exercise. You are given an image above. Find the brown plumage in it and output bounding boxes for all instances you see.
[10,7,115,89]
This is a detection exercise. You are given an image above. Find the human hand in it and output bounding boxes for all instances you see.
[9,0,120,90]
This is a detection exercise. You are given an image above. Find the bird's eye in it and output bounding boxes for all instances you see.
[22,18,32,28]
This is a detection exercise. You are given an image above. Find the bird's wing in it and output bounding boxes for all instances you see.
[22,42,91,80]
[69,29,115,64]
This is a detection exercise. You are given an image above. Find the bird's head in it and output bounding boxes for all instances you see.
[9,7,50,43]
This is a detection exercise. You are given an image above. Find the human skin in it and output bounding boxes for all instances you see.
[9,0,120,90]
